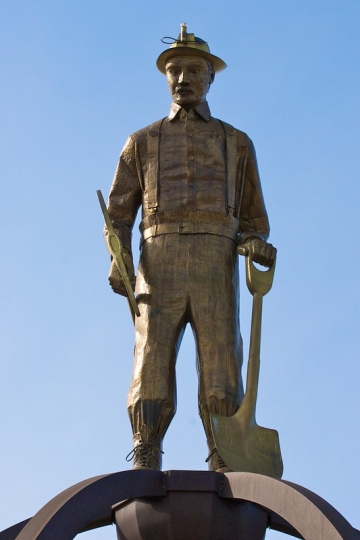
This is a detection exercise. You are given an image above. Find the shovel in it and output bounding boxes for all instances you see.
[210,245,283,479]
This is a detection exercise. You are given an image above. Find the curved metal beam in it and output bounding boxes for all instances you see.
[0,520,31,540]
[0,470,358,540]
[223,473,360,540]
[14,470,165,540]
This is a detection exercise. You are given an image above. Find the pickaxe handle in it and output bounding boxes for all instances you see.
[97,190,140,320]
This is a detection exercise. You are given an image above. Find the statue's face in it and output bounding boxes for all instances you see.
[165,55,215,109]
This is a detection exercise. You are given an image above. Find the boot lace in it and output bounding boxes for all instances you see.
[205,447,227,469]
[126,443,163,468]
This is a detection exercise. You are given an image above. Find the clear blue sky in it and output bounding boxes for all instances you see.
[1,1,359,538]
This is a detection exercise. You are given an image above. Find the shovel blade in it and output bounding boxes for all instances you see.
[211,411,283,479]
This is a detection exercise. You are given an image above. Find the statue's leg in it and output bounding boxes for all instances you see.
[127,235,188,469]
[188,234,244,471]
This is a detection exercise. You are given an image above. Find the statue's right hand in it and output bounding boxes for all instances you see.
[108,251,136,296]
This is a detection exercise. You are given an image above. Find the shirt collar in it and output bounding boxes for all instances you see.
[168,101,211,122]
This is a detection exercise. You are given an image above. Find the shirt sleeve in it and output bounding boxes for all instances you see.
[106,135,143,253]
[237,139,270,244]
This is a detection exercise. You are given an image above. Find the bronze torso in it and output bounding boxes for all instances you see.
[108,102,269,253]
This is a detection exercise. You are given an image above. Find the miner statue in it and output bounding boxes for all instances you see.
[104,23,276,473]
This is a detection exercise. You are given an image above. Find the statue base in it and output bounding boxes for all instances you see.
[2,469,359,540]
[114,490,268,540]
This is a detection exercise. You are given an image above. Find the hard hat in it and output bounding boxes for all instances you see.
[156,23,227,74]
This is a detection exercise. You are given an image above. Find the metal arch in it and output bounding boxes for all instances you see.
[11,470,165,540]
[223,473,360,540]
[0,470,359,540]
[0,520,31,540]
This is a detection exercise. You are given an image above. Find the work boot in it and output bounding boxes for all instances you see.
[206,447,232,473]
[126,424,163,470]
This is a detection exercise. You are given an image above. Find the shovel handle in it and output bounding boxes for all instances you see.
[238,245,276,296]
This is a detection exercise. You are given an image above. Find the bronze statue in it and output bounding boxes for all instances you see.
[105,24,276,472]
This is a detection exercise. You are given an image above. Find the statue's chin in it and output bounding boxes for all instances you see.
[173,96,201,110]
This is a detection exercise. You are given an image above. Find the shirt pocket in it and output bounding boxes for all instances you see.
[199,131,226,173]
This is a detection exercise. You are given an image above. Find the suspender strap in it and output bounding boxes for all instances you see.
[236,146,248,221]
[220,120,237,217]
[146,118,165,212]
[145,117,239,217]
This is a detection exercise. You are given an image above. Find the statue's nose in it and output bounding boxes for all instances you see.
[178,70,189,83]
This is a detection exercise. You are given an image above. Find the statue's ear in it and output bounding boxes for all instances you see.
[209,70,215,86]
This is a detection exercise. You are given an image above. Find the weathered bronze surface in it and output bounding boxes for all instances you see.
[211,246,283,478]
[105,24,276,470]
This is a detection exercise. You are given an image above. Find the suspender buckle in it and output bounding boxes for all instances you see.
[178,221,194,234]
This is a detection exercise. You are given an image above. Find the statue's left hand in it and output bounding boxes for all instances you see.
[239,238,277,267]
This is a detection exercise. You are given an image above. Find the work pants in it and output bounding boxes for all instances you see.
[127,233,244,446]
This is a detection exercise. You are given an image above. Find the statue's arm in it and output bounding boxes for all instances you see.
[106,135,143,295]
[107,136,142,250]
[238,139,276,266]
